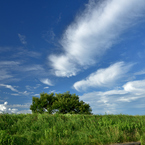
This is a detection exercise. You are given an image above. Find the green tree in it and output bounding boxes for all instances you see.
[30,92,58,115]
[30,91,93,115]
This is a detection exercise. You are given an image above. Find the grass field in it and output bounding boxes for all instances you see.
[0,111,145,145]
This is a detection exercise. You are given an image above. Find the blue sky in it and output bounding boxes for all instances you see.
[0,0,145,116]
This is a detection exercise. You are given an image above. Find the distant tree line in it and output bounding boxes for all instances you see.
[30,91,93,115]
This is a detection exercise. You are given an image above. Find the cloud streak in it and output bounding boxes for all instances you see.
[73,61,133,92]
[0,60,50,84]
[134,69,145,76]
[40,78,54,86]
[48,0,145,77]
[78,79,145,115]
[0,61,21,81]
[0,84,18,92]
[0,70,13,80]
[18,34,27,45]
[123,80,145,95]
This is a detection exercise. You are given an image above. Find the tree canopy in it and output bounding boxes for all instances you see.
[30,91,93,115]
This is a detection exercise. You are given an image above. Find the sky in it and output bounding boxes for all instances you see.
[0,0,145,116]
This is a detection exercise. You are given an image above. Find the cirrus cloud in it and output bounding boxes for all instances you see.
[73,61,134,92]
[48,0,145,77]
[123,79,145,95]
[40,78,54,86]
[18,34,27,45]
[77,79,145,115]
[0,84,18,92]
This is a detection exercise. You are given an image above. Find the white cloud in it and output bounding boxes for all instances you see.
[48,55,80,77]
[44,87,49,89]
[33,94,40,96]
[42,29,56,44]
[0,84,18,92]
[73,61,133,91]
[18,34,27,44]
[0,100,58,115]
[40,78,54,86]
[0,83,33,96]
[48,0,145,78]
[33,84,41,89]
[24,91,27,94]
[78,79,145,115]
[0,61,20,66]
[0,60,49,85]
[0,61,21,80]
[123,80,145,95]
[134,69,145,75]
[0,101,32,115]
[0,102,18,114]
[24,65,44,71]
[0,70,13,80]
[0,47,11,53]
[12,47,41,58]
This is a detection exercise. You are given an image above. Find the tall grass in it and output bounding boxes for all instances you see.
[0,111,145,145]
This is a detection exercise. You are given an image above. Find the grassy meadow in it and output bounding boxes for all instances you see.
[0,111,145,145]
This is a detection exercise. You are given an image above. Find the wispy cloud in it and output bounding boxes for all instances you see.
[12,47,41,59]
[26,84,41,91]
[48,0,145,77]
[73,61,133,92]
[42,29,56,43]
[23,65,44,72]
[0,47,11,53]
[32,94,40,97]
[0,60,23,83]
[44,87,49,89]
[0,60,48,82]
[18,34,27,44]
[0,61,20,81]
[40,78,54,86]
[0,70,13,80]
[123,79,145,95]
[134,69,145,75]
[78,79,145,115]
[0,83,36,98]
[0,60,55,92]
[0,84,18,92]
[0,61,20,66]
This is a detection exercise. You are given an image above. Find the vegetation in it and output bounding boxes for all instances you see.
[0,91,145,144]
[0,111,145,145]
[29,91,93,115]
